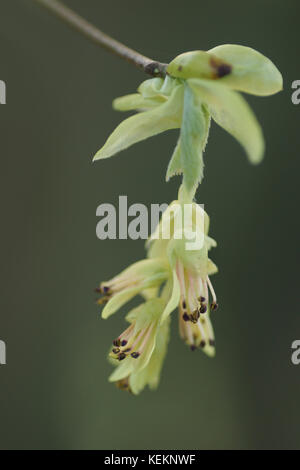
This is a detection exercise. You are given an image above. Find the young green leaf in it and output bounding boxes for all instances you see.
[113,93,166,111]
[189,78,265,164]
[165,138,182,181]
[208,44,283,96]
[93,85,184,161]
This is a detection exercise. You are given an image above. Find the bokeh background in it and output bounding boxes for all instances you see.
[0,0,299,450]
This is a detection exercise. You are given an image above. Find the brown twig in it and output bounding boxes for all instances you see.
[33,0,167,77]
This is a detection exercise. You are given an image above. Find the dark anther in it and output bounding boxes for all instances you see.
[190,345,196,351]
[113,339,121,347]
[182,300,186,309]
[112,348,120,354]
[116,379,130,391]
[123,348,131,353]
[182,313,190,322]
[217,64,232,78]
[131,352,140,359]
[97,297,109,305]
[200,340,206,348]
[121,340,127,346]
[191,310,200,323]
[209,339,215,347]
[102,286,110,294]
[200,305,207,314]
[118,352,126,361]
[199,296,206,303]
[211,302,218,311]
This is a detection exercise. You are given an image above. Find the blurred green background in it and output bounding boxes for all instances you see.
[0,0,299,450]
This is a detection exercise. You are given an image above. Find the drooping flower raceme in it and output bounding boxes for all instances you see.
[147,197,218,356]
[98,196,219,393]
[95,44,282,394]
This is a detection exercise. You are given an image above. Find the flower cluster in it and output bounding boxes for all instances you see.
[95,45,282,393]
[96,196,218,393]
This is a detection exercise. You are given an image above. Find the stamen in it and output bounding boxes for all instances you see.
[178,310,186,339]
[188,273,198,312]
[182,313,189,322]
[176,261,187,303]
[191,309,200,323]
[110,276,142,293]
[131,352,140,359]
[207,276,217,305]
[118,323,134,342]
[121,340,127,346]
[113,339,121,347]
[137,325,153,355]
[197,278,207,304]
[197,318,207,341]
[199,305,207,314]
[209,339,215,347]
[200,340,206,348]
[97,297,109,305]
[210,302,218,311]
[112,347,120,354]
[199,278,209,306]
[190,345,196,351]
[130,328,147,353]
[118,352,126,361]
[116,378,130,391]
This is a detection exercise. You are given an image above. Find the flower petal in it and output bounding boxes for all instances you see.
[102,286,143,319]
[208,44,283,96]
[101,259,169,319]
[113,93,165,111]
[93,85,183,161]
[207,258,218,275]
[189,78,264,164]
[129,317,170,394]
[160,269,181,324]
[109,358,135,382]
